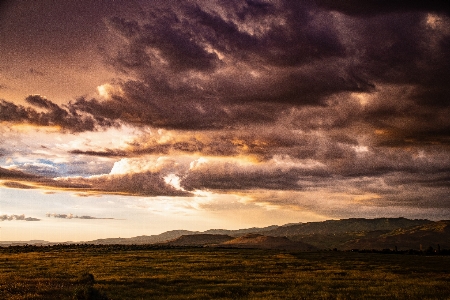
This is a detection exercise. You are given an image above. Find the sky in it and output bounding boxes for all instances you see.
[1,0,449,242]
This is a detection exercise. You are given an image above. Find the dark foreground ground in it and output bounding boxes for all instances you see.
[1,245,449,299]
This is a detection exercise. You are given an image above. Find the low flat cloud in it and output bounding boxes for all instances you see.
[0,166,191,197]
[0,214,40,221]
[0,166,40,180]
[46,213,115,220]
[0,166,93,190]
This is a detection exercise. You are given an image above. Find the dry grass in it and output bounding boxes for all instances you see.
[1,246,449,299]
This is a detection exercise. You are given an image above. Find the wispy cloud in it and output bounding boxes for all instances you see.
[0,214,40,221]
[45,213,116,220]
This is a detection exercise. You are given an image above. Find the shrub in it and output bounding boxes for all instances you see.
[78,272,95,285]
[73,285,108,300]
[73,272,109,300]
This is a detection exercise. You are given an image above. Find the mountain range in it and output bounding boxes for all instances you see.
[2,218,449,251]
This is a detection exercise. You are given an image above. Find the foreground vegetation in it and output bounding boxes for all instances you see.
[1,246,450,299]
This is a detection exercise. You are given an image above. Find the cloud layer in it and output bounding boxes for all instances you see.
[0,0,449,220]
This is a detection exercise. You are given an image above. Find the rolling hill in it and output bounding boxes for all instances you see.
[265,218,431,237]
[341,220,450,251]
[160,234,234,246]
[2,218,449,251]
[219,233,317,251]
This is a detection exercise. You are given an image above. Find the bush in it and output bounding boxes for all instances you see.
[78,272,95,285]
[73,285,108,300]
[73,272,109,300]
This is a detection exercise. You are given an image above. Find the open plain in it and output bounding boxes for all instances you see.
[1,246,449,299]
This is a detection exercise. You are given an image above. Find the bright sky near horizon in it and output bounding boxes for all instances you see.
[1,0,449,242]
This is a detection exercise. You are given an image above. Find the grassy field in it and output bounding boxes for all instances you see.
[1,246,449,299]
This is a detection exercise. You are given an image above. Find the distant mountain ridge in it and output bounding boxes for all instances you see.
[161,234,234,246]
[2,218,448,250]
[203,225,279,236]
[341,220,450,251]
[266,217,431,236]
[219,233,317,251]
[89,230,198,245]
[158,233,317,250]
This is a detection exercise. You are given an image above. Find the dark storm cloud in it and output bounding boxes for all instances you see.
[0,100,33,122]
[355,87,450,147]
[68,97,124,123]
[69,172,191,197]
[329,147,450,178]
[348,11,450,109]
[1,0,449,215]
[1,0,449,139]
[66,127,358,160]
[183,0,346,67]
[0,96,118,132]
[68,0,374,130]
[72,0,449,139]
[181,166,329,191]
[177,145,450,193]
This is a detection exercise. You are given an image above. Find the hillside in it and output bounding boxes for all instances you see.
[203,225,279,236]
[161,234,234,246]
[341,220,450,251]
[220,233,317,251]
[265,218,431,237]
[3,218,449,251]
[89,230,199,245]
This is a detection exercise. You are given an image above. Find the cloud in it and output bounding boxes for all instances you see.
[0,166,92,191]
[0,166,40,180]
[69,149,127,157]
[1,1,449,218]
[180,155,329,191]
[0,164,191,197]
[0,214,40,221]
[1,181,38,189]
[53,0,448,158]
[4,1,448,145]
[235,188,450,220]
[70,172,192,197]
[0,155,190,197]
[0,96,119,132]
[45,213,115,220]
[9,160,61,177]
[69,0,375,130]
